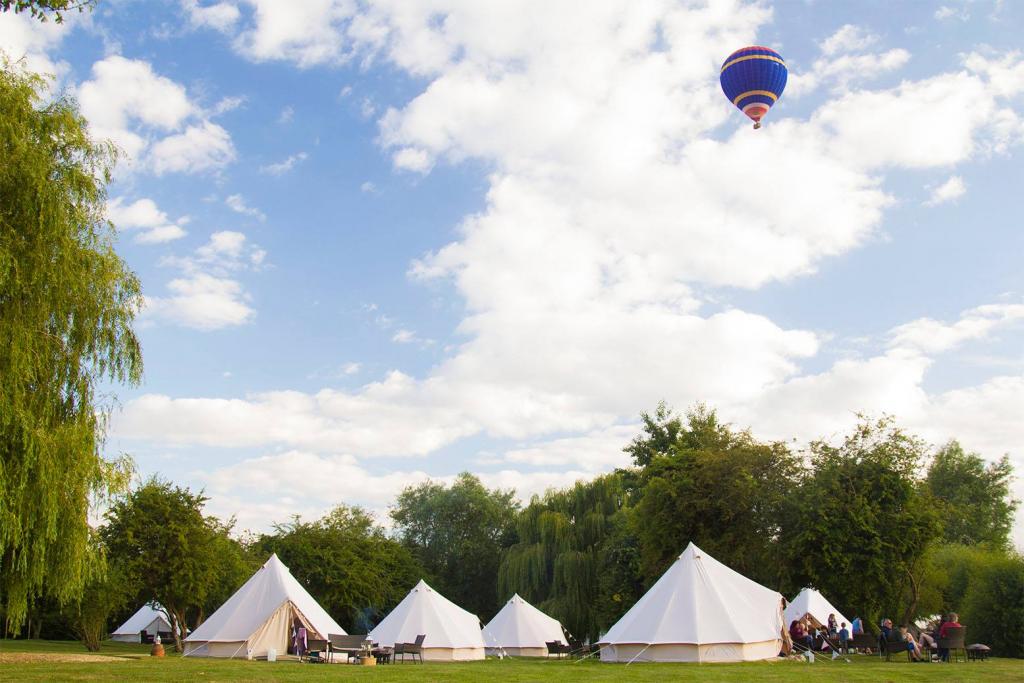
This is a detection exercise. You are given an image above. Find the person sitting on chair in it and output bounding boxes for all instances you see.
[899,625,924,661]
[938,613,962,662]
[790,619,813,651]
[827,614,838,636]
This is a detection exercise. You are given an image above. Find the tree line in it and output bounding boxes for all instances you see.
[3,405,1021,657]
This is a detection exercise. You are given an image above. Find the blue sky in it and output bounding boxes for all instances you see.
[2,0,1022,545]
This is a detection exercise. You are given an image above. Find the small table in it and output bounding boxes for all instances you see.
[966,644,990,661]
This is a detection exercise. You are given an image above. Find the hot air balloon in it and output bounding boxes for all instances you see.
[719,46,787,129]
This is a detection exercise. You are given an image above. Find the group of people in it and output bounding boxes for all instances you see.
[880,613,963,662]
[785,609,964,663]
[787,614,843,653]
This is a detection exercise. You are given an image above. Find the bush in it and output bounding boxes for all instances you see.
[961,552,1024,657]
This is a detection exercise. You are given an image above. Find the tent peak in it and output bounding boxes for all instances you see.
[679,541,703,560]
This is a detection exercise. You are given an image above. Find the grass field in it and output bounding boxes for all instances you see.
[0,639,1021,682]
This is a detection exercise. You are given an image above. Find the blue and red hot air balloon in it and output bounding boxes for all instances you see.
[719,46,787,129]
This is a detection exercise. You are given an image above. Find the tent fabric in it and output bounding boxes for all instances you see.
[370,579,485,661]
[599,542,783,663]
[111,603,172,643]
[184,554,344,658]
[784,587,851,632]
[483,594,565,656]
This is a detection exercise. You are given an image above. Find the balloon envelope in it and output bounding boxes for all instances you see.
[720,46,787,128]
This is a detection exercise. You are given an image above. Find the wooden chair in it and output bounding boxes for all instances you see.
[328,633,370,663]
[938,626,966,663]
[882,633,912,662]
[399,634,426,663]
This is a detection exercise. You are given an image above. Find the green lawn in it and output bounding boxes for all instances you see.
[0,640,1020,682]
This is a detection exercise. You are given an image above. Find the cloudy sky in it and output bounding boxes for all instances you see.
[3,0,1022,545]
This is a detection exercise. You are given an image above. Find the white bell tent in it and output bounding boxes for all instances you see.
[784,587,851,633]
[111,602,172,643]
[599,542,784,663]
[482,594,567,657]
[369,579,485,661]
[183,554,344,659]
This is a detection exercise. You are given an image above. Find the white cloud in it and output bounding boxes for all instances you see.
[925,175,966,206]
[360,181,377,193]
[787,48,910,98]
[183,0,241,33]
[231,0,358,67]
[145,273,254,330]
[225,193,266,221]
[342,362,361,375]
[392,147,432,173]
[144,231,265,330]
[107,197,189,244]
[819,24,877,56]
[210,95,245,115]
[935,5,968,21]
[889,303,1024,354]
[278,105,295,123]
[0,8,71,80]
[499,425,636,472]
[259,151,307,175]
[150,120,236,175]
[77,56,236,175]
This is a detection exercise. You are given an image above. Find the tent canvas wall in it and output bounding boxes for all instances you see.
[370,580,485,661]
[784,587,851,633]
[111,603,172,643]
[483,594,566,657]
[183,554,344,659]
[599,542,784,663]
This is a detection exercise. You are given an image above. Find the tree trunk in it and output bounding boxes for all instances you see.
[901,567,919,626]
[171,608,186,652]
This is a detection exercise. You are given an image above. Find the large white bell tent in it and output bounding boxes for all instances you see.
[482,593,567,657]
[599,542,784,663]
[784,587,851,633]
[111,602,173,643]
[369,579,485,661]
[183,554,344,659]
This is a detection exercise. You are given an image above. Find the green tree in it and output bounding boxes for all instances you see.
[0,1,93,23]
[499,474,638,642]
[780,417,939,627]
[101,479,244,651]
[960,551,1024,657]
[391,473,518,620]
[633,405,797,587]
[68,550,128,652]
[0,62,141,630]
[623,401,685,467]
[926,441,1018,548]
[256,506,421,632]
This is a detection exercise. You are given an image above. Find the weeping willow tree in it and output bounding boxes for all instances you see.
[498,474,640,642]
[0,62,141,631]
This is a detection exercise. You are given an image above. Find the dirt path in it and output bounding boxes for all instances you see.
[0,652,128,664]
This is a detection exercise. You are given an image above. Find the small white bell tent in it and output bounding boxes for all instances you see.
[183,554,344,659]
[599,542,784,663]
[483,594,567,657]
[111,602,172,643]
[369,579,485,661]
[784,587,851,633]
